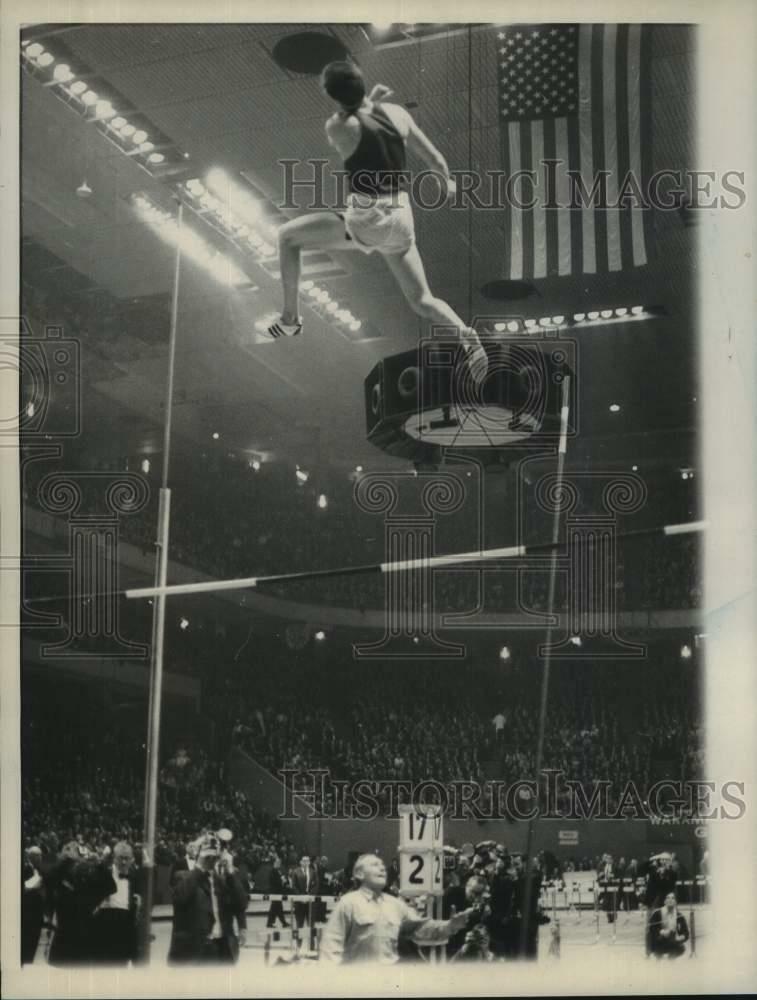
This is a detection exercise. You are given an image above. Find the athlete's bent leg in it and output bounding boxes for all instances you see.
[383,244,487,377]
[277,213,355,325]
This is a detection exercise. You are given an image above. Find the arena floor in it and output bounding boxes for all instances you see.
[138,902,710,967]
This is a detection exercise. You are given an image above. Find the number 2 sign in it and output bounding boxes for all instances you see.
[399,850,444,895]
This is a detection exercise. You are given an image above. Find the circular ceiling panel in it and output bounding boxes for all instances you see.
[272,32,350,76]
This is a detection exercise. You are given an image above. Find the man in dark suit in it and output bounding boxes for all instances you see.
[265,856,290,929]
[290,855,319,930]
[21,847,46,964]
[91,842,142,964]
[649,892,690,958]
[512,856,542,959]
[168,834,249,964]
[47,843,117,966]
[169,842,191,886]
[487,856,516,959]
[597,853,619,923]
[644,853,679,908]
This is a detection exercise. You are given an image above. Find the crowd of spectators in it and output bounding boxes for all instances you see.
[21,677,298,884]
[220,652,703,813]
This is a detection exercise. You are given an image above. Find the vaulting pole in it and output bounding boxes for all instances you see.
[519,375,571,958]
[139,200,183,961]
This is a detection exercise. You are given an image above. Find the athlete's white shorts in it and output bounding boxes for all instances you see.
[340,190,416,255]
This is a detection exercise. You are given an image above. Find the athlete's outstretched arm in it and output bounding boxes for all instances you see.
[404,116,454,194]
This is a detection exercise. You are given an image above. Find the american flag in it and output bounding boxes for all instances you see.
[497,24,653,279]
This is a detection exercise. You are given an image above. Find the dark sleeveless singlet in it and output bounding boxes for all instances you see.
[343,104,408,197]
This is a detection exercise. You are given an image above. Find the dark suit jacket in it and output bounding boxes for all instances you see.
[168,867,249,964]
[290,866,319,895]
[21,865,46,964]
[91,866,142,963]
[649,909,689,953]
[48,859,117,966]
[270,867,287,894]
[169,857,190,886]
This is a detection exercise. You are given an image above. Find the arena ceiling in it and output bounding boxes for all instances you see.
[20,22,698,477]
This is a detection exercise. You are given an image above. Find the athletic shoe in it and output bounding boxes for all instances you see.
[254,313,303,343]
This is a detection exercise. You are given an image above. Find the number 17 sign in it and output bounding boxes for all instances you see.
[399,804,444,849]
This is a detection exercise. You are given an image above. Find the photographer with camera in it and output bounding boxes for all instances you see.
[648,891,690,959]
[167,832,249,965]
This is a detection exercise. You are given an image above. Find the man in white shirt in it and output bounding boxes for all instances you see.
[91,841,140,964]
[321,854,472,964]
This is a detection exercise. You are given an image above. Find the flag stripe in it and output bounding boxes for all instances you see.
[627,25,646,266]
[500,121,512,278]
[615,23,634,270]
[543,118,560,276]
[638,24,654,264]
[553,117,572,275]
[520,121,534,279]
[566,113,583,275]
[603,24,622,271]
[577,24,597,274]
[507,120,523,279]
[590,24,608,274]
[531,119,547,278]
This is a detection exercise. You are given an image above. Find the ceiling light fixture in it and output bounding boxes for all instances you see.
[53,64,74,82]
[94,100,116,119]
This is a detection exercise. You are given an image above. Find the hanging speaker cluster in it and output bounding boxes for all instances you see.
[364,335,575,466]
